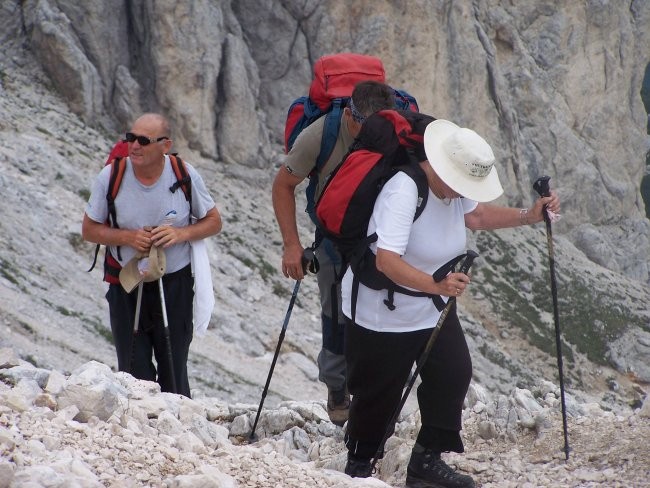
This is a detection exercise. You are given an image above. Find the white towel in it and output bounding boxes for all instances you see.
[190,239,214,337]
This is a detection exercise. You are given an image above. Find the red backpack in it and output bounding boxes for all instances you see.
[284,53,419,216]
[105,139,129,164]
[315,109,462,319]
[88,140,192,284]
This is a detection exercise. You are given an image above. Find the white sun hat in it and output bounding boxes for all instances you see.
[423,119,503,202]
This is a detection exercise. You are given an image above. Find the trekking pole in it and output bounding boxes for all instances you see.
[127,281,144,374]
[248,249,315,442]
[533,176,570,460]
[158,277,177,394]
[370,250,479,471]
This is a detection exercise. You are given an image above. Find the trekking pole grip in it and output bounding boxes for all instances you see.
[301,246,318,275]
[533,175,551,198]
[533,176,553,226]
[459,250,479,275]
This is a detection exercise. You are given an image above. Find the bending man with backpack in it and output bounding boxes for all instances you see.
[338,115,560,487]
[82,113,222,398]
[272,80,399,425]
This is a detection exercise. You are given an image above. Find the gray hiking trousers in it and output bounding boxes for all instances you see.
[315,237,347,392]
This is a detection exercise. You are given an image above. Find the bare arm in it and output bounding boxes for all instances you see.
[82,213,154,254]
[272,166,307,280]
[464,191,560,231]
[83,206,222,253]
[376,248,470,297]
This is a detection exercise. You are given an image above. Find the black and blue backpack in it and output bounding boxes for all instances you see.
[283,53,418,216]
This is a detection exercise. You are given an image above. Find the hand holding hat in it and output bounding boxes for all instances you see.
[119,245,166,293]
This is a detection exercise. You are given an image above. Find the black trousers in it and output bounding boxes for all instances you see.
[344,303,472,459]
[106,265,194,397]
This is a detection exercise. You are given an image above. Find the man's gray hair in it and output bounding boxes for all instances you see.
[351,81,396,117]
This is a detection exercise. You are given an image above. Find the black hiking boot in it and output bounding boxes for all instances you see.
[406,446,475,488]
[344,455,373,478]
[327,387,350,426]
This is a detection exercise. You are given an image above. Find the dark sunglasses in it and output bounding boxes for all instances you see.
[124,132,169,146]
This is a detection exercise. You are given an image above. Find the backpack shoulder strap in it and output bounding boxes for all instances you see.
[88,157,126,272]
[305,98,347,217]
[168,154,191,199]
[397,162,429,221]
[106,157,127,260]
[168,154,193,223]
[107,157,127,223]
[316,98,346,169]
[305,98,347,215]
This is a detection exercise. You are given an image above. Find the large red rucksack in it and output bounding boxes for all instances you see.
[88,141,192,285]
[316,109,464,319]
[284,53,419,215]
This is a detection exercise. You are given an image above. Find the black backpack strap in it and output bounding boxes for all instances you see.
[396,162,429,222]
[330,249,352,330]
[383,289,396,311]
[90,157,126,271]
[433,254,467,282]
[106,157,126,228]
[312,226,326,253]
[168,154,193,224]
[87,244,101,273]
[353,248,470,313]
[108,157,126,262]
[88,157,125,273]
[351,273,360,325]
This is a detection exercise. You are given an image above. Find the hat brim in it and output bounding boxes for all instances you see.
[119,247,166,293]
[424,120,503,202]
[144,247,166,282]
[119,256,145,293]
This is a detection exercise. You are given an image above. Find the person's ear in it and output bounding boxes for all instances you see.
[344,108,363,134]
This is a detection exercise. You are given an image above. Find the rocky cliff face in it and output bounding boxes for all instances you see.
[0,0,649,467]
[11,0,650,284]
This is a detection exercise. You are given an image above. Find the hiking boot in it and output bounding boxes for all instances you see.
[327,387,350,426]
[344,456,373,478]
[406,447,475,488]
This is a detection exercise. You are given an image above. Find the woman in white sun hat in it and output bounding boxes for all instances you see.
[341,118,560,487]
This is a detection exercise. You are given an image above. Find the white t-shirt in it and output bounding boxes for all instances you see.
[341,172,478,332]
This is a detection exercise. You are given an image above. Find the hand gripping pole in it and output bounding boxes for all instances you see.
[370,250,479,471]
